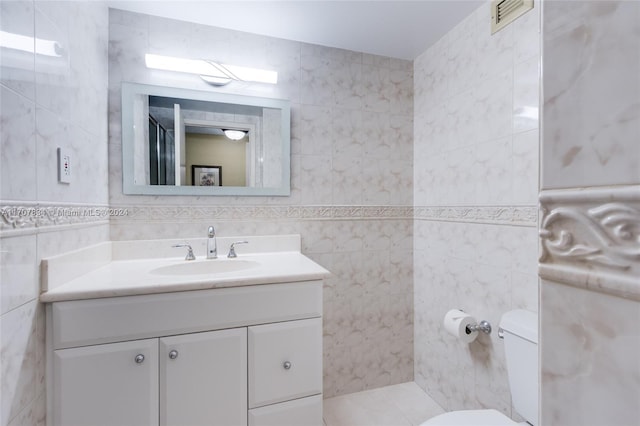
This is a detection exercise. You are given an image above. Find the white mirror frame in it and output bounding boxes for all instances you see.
[121,82,291,196]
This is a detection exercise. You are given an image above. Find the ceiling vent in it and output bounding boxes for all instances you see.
[491,0,533,34]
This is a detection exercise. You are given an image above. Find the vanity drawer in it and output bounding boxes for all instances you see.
[248,318,322,408]
[50,281,322,349]
[248,394,322,426]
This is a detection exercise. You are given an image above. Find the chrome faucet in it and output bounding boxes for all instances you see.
[207,226,217,259]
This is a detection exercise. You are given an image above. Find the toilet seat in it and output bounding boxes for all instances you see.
[420,409,518,426]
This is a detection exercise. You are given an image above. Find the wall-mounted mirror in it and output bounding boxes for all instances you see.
[121,82,290,196]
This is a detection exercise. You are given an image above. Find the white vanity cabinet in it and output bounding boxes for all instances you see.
[46,281,323,426]
[53,329,247,426]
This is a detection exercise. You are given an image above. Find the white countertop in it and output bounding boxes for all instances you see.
[39,235,331,303]
[40,251,330,302]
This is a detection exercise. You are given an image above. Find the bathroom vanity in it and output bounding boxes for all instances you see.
[40,235,329,426]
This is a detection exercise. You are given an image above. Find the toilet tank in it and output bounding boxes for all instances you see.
[500,309,538,426]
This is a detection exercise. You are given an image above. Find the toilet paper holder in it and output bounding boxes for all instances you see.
[465,320,492,335]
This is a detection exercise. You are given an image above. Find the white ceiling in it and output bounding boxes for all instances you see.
[107,1,481,60]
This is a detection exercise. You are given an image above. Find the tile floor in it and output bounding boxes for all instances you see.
[323,382,445,426]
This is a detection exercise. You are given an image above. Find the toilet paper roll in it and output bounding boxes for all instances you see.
[443,309,478,343]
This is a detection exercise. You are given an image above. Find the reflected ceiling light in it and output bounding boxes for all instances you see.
[145,54,278,86]
[0,30,63,57]
[223,129,247,141]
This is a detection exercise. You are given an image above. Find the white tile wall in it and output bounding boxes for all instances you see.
[108,9,414,398]
[0,3,550,424]
[413,0,540,416]
[540,1,640,424]
[0,2,110,425]
[542,0,640,189]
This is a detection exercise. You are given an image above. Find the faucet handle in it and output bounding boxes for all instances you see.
[227,241,249,258]
[172,244,196,261]
[207,226,215,238]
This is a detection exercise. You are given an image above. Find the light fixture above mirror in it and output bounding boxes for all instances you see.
[145,54,278,86]
[223,129,248,141]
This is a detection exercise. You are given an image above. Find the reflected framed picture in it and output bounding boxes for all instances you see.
[192,165,222,186]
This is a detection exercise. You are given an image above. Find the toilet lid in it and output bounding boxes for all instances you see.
[420,409,518,426]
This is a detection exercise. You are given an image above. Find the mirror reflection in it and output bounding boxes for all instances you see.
[122,83,290,196]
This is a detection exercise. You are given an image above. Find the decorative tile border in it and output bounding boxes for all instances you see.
[414,205,538,226]
[539,186,640,300]
[1,203,540,235]
[0,202,113,236]
[109,205,415,221]
[111,204,537,225]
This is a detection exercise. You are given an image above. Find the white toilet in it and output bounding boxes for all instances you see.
[421,309,538,426]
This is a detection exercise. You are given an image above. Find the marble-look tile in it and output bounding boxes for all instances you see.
[1,300,37,426]
[332,156,363,205]
[7,391,45,426]
[446,9,478,97]
[511,271,538,313]
[414,105,448,158]
[362,111,391,159]
[389,114,413,161]
[542,0,640,189]
[33,6,72,121]
[541,280,640,426]
[389,69,413,116]
[332,60,363,110]
[513,56,540,134]
[413,35,449,110]
[513,1,540,64]
[332,108,363,159]
[299,155,332,205]
[0,235,38,315]
[472,137,513,205]
[512,129,539,205]
[300,105,332,156]
[445,88,478,151]
[475,4,514,82]
[37,224,110,266]
[35,107,109,204]
[108,21,149,87]
[0,86,36,201]
[67,1,108,138]
[474,70,513,144]
[300,54,333,107]
[414,219,538,416]
[361,64,391,113]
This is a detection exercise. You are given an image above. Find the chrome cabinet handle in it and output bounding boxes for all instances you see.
[283,361,292,370]
[134,354,145,364]
[169,350,179,360]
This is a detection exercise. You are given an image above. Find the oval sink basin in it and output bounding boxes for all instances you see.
[151,259,260,276]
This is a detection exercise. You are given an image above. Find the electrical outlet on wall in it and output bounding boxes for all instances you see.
[57,147,72,184]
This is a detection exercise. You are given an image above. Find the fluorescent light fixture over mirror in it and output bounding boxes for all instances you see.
[223,129,247,141]
[145,54,278,86]
[0,30,63,57]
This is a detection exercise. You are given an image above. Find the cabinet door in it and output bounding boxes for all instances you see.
[249,318,322,408]
[52,339,158,426]
[160,328,247,426]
